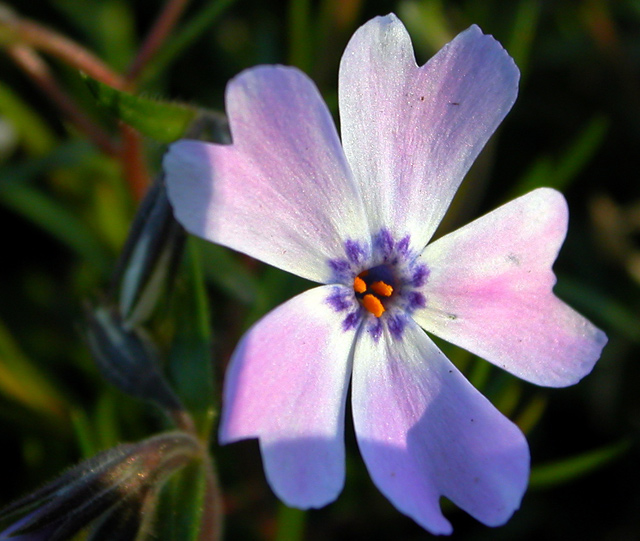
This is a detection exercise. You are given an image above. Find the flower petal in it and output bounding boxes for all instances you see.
[219,285,357,508]
[339,14,519,251]
[352,318,529,534]
[414,188,607,387]
[164,66,369,283]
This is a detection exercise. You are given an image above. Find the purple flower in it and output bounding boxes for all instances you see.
[164,14,607,534]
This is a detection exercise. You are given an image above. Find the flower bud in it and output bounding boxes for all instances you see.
[84,304,182,412]
[113,178,185,328]
[0,432,200,541]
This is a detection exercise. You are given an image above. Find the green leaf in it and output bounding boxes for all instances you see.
[70,407,100,458]
[168,238,216,439]
[399,0,454,55]
[0,141,112,272]
[84,75,198,143]
[0,318,68,420]
[195,237,259,305]
[530,439,630,489]
[555,278,639,343]
[275,504,306,541]
[510,115,608,198]
[288,0,313,71]
[466,356,492,392]
[0,81,56,156]
[515,394,548,435]
[158,459,209,541]
[507,0,542,80]
[52,0,136,72]
[0,176,111,274]
[137,0,239,86]
[92,0,137,72]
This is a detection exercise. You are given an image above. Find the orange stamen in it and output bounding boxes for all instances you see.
[363,294,385,317]
[371,281,393,297]
[353,276,367,294]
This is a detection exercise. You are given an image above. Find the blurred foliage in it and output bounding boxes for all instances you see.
[0,0,639,539]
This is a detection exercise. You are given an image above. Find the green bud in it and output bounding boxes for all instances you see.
[113,179,185,328]
[84,304,182,413]
[0,432,200,541]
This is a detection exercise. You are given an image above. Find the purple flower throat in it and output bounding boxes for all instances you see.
[327,228,429,341]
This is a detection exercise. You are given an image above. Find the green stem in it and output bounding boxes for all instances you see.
[275,504,306,541]
[198,453,223,541]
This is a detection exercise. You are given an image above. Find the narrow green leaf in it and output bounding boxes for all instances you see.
[399,0,453,55]
[555,278,639,343]
[70,407,100,458]
[288,0,313,71]
[159,459,209,541]
[515,394,547,435]
[244,265,312,328]
[0,81,56,156]
[0,177,111,273]
[53,0,136,71]
[510,157,553,199]
[93,0,137,72]
[138,0,239,86]
[168,238,216,439]
[510,115,608,198]
[275,504,306,541]
[0,318,68,420]
[530,439,630,489]
[84,75,198,143]
[0,141,112,272]
[491,379,522,418]
[507,0,542,80]
[95,392,124,450]
[195,238,259,305]
[554,115,608,187]
[466,357,492,392]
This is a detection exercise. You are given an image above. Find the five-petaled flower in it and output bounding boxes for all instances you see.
[164,14,607,535]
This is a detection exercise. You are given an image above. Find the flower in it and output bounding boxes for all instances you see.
[163,14,607,534]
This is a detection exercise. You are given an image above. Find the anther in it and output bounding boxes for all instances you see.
[371,281,393,297]
[362,294,385,318]
[353,276,367,294]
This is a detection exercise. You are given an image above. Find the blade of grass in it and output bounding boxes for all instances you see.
[530,439,630,489]
[0,318,68,420]
[137,0,238,87]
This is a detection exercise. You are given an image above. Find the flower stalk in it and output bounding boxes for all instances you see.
[6,44,118,156]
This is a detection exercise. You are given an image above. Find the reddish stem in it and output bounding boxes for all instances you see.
[199,454,224,541]
[6,17,126,90]
[8,45,118,156]
[126,0,192,83]
[120,123,150,200]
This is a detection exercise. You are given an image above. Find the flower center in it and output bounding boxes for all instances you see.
[353,265,396,317]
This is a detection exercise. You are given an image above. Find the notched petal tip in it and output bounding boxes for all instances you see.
[339,12,521,251]
[352,322,529,535]
[549,324,608,388]
[458,22,520,84]
[416,187,606,388]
